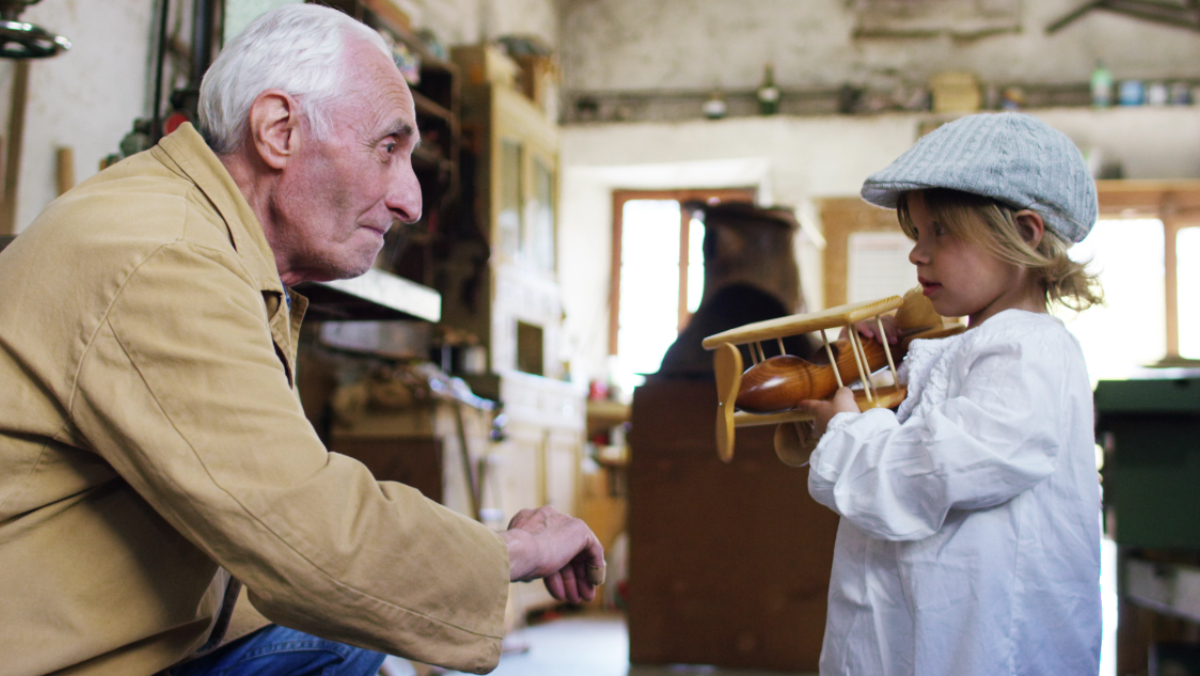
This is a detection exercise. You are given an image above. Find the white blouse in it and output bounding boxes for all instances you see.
[808,310,1102,676]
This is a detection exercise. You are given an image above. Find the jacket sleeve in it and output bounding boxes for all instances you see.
[807,330,1062,541]
[68,242,508,674]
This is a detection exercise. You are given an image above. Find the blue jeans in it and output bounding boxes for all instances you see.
[170,625,387,676]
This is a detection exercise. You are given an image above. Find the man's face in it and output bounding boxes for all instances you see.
[271,39,422,284]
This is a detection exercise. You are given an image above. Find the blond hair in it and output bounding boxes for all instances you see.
[897,189,1103,312]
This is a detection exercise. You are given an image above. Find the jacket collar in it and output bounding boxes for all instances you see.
[152,123,284,299]
[151,123,307,384]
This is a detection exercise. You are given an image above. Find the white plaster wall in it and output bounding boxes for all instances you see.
[0,0,154,232]
[560,0,1200,93]
[393,0,557,49]
[558,107,1200,382]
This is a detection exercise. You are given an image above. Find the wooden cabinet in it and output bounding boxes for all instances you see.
[441,50,583,615]
[628,378,838,672]
[465,371,586,614]
[444,47,563,381]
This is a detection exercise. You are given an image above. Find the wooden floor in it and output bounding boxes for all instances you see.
[384,537,1119,676]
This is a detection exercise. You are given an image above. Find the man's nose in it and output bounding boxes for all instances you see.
[387,162,423,224]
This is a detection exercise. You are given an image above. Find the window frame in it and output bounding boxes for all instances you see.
[609,188,756,356]
[1096,180,1200,364]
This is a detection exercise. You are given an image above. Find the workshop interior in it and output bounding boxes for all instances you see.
[2,1,1200,675]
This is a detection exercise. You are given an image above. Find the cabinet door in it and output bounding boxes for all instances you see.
[528,153,556,273]
[497,139,523,262]
[492,87,559,278]
[496,139,556,273]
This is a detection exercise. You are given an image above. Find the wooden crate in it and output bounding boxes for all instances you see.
[627,378,838,672]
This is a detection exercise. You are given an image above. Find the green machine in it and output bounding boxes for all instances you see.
[1095,376,1200,550]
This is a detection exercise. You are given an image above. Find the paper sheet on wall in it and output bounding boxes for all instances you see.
[847,231,916,303]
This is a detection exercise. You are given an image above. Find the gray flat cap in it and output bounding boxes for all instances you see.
[861,113,1097,243]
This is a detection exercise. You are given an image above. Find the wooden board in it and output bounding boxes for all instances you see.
[819,197,904,309]
[701,294,903,349]
[628,378,839,671]
[729,384,907,428]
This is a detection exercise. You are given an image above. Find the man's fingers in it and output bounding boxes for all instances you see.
[574,561,597,602]
[586,563,606,586]
[544,571,565,601]
[559,563,581,604]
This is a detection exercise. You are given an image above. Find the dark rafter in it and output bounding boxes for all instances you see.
[1048,0,1200,33]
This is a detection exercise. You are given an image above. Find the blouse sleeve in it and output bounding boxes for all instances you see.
[807,329,1064,541]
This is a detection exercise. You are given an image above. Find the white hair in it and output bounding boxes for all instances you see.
[198,3,392,155]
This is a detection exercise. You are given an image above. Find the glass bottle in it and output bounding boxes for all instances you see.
[1091,59,1113,108]
[756,64,780,116]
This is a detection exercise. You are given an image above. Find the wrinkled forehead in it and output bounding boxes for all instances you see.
[331,40,418,138]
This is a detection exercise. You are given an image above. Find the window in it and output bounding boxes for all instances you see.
[1061,181,1200,383]
[1065,219,1167,382]
[609,189,755,396]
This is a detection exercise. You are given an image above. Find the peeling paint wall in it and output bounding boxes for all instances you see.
[559,0,1200,95]
[390,0,558,49]
[0,0,154,232]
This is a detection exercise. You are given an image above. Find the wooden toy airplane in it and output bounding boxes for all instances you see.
[701,286,963,466]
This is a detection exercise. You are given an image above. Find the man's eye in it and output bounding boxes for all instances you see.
[385,143,397,154]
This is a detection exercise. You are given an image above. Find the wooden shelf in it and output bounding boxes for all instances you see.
[412,90,453,123]
[296,268,441,322]
[586,399,630,438]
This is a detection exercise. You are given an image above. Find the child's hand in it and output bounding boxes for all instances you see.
[837,314,900,345]
[798,386,859,437]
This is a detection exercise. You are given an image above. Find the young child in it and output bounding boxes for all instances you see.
[799,113,1104,676]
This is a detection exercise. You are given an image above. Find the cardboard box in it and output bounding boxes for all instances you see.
[627,378,839,672]
[451,44,518,88]
[929,71,981,114]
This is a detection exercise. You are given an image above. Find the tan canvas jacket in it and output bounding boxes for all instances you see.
[0,124,509,676]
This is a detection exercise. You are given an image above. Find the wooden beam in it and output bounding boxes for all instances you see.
[1,60,29,235]
[1097,180,1200,223]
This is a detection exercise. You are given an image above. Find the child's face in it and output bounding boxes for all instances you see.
[904,192,1027,327]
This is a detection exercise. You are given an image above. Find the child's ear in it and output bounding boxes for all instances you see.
[1013,210,1045,249]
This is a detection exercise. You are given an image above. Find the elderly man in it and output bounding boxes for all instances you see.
[0,5,602,676]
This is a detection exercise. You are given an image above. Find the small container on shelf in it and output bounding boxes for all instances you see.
[1147,81,1169,106]
[756,63,780,116]
[702,89,727,119]
[1118,80,1144,106]
[1000,86,1026,111]
[929,71,981,113]
[1169,82,1192,105]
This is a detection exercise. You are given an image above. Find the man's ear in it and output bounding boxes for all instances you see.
[1013,209,1045,250]
[247,90,300,170]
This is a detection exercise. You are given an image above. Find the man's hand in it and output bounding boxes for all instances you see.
[500,506,605,604]
[797,386,858,437]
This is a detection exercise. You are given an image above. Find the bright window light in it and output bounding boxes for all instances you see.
[615,200,681,396]
[1179,226,1200,360]
[686,216,705,313]
[1063,219,1165,384]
